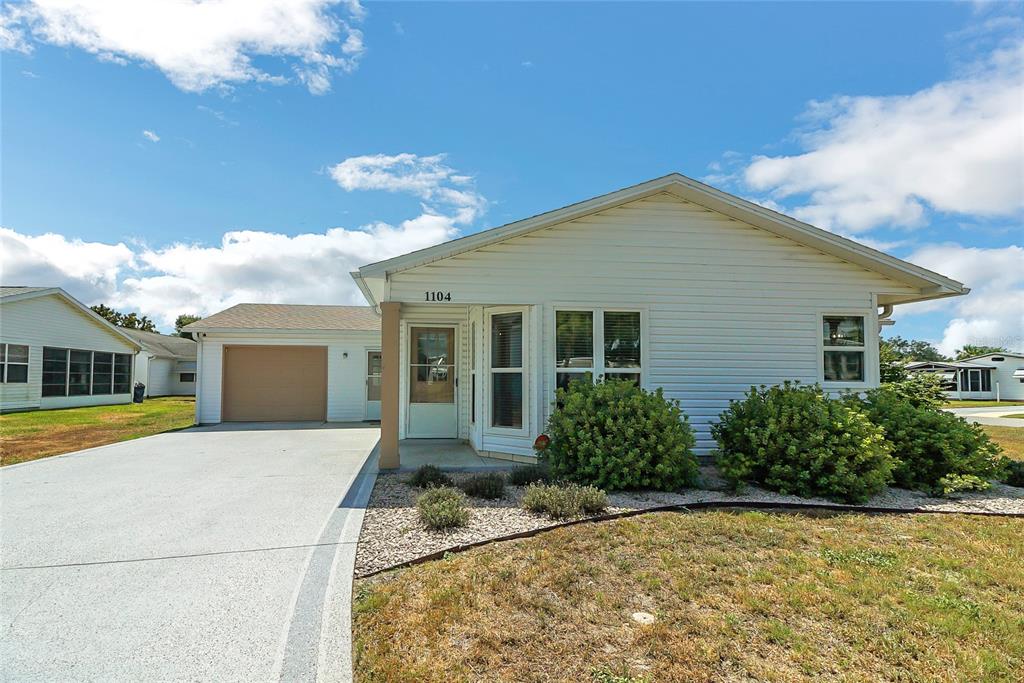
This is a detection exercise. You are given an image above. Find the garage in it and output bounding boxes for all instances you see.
[222,345,327,422]
[184,304,382,425]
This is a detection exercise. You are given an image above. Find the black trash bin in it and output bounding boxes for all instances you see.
[133,382,146,403]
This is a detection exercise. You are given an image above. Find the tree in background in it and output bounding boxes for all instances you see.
[90,304,157,332]
[955,344,1009,360]
[174,314,202,337]
[882,335,947,362]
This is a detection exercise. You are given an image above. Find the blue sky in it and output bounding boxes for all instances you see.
[1,1,1021,352]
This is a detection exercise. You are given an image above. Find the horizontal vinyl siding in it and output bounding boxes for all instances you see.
[0,295,136,411]
[195,330,380,424]
[388,193,918,454]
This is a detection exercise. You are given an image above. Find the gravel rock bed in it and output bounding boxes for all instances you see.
[354,468,1024,577]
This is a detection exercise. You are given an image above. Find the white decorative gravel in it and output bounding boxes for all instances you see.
[353,468,1024,577]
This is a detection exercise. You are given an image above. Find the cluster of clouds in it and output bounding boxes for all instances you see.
[0,153,483,330]
[709,35,1024,356]
[0,0,366,94]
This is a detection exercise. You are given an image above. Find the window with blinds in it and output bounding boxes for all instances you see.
[554,309,642,391]
[555,310,593,391]
[491,312,523,428]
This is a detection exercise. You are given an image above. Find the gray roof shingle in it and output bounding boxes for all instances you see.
[120,328,197,359]
[183,304,380,332]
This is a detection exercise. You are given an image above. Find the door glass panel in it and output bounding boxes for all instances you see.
[366,351,382,402]
[410,328,455,404]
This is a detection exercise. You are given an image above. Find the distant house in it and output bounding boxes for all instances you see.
[909,353,1024,401]
[0,287,140,412]
[120,328,197,397]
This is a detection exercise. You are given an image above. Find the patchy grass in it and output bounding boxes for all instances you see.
[984,425,1024,462]
[353,510,1024,682]
[1003,414,1024,419]
[0,397,195,465]
[945,400,1024,408]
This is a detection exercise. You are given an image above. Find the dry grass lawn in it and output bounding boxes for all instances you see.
[354,510,1024,683]
[0,397,195,466]
[984,425,1024,462]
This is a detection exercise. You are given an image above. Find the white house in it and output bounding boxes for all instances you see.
[905,360,996,400]
[121,328,197,397]
[187,174,968,467]
[962,353,1024,400]
[0,287,141,412]
[184,304,381,424]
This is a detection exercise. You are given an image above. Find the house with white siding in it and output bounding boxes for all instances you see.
[0,287,141,412]
[121,328,197,397]
[908,353,1024,401]
[353,174,967,467]
[187,174,968,467]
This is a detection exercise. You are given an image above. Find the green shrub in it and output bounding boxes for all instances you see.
[416,487,470,530]
[508,463,552,486]
[522,483,609,519]
[850,386,1003,494]
[408,464,453,489]
[713,382,894,503]
[458,472,506,499]
[1001,460,1024,487]
[879,372,946,409]
[937,474,991,496]
[541,378,698,491]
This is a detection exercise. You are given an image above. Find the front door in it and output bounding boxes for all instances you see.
[365,350,382,420]
[407,326,458,438]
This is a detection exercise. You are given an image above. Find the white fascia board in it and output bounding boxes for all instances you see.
[356,173,967,300]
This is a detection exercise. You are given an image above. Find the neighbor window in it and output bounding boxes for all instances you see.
[960,369,990,393]
[1,344,29,383]
[41,346,133,397]
[822,315,865,382]
[179,372,196,383]
[555,309,642,392]
[491,312,523,429]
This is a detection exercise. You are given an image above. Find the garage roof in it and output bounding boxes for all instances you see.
[183,304,380,332]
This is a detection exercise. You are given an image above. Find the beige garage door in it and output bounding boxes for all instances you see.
[222,346,327,422]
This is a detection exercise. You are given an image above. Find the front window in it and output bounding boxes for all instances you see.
[822,315,865,382]
[1,344,29,383]
[555,309,643,391]
[491,312,523,428]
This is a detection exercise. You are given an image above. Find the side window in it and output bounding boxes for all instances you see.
[822,315,865,382]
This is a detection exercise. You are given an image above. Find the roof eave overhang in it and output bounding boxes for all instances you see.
[355,174,968,302]
[186,326,380,335]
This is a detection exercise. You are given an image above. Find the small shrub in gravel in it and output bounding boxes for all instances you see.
[714,382,894,504]
[543,378,699,491]
[416,487,470,530]
[508,464,551,486]
[459,472,506,499]
[938,474,991,497]
[1001,460,1024,488]
[849,386,1004,495]
[408,464,453,489]
[522,483,608,519]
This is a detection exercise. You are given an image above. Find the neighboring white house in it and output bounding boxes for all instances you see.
[183,304,381,424]
[0,287,141,412]
[910,353,1024,401]
[121,328,197,397]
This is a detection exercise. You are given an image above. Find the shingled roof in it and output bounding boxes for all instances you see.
[120,328,197,359]
[183,304,380,332]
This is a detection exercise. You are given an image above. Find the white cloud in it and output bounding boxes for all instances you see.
[0,153,484,331]
[742,41,1024,232]
[141,129,159,142]
[329,153,487,225]
[896,243,1024,355]
[1,0,366,94]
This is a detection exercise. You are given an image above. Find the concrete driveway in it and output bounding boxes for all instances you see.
[1,423,380,682]
[946,406,1024,427]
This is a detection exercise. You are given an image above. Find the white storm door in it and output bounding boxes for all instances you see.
[407,327,458,438]
[365,350,382,420]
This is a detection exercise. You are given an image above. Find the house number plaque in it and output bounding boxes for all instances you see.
[424,291,452,302]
